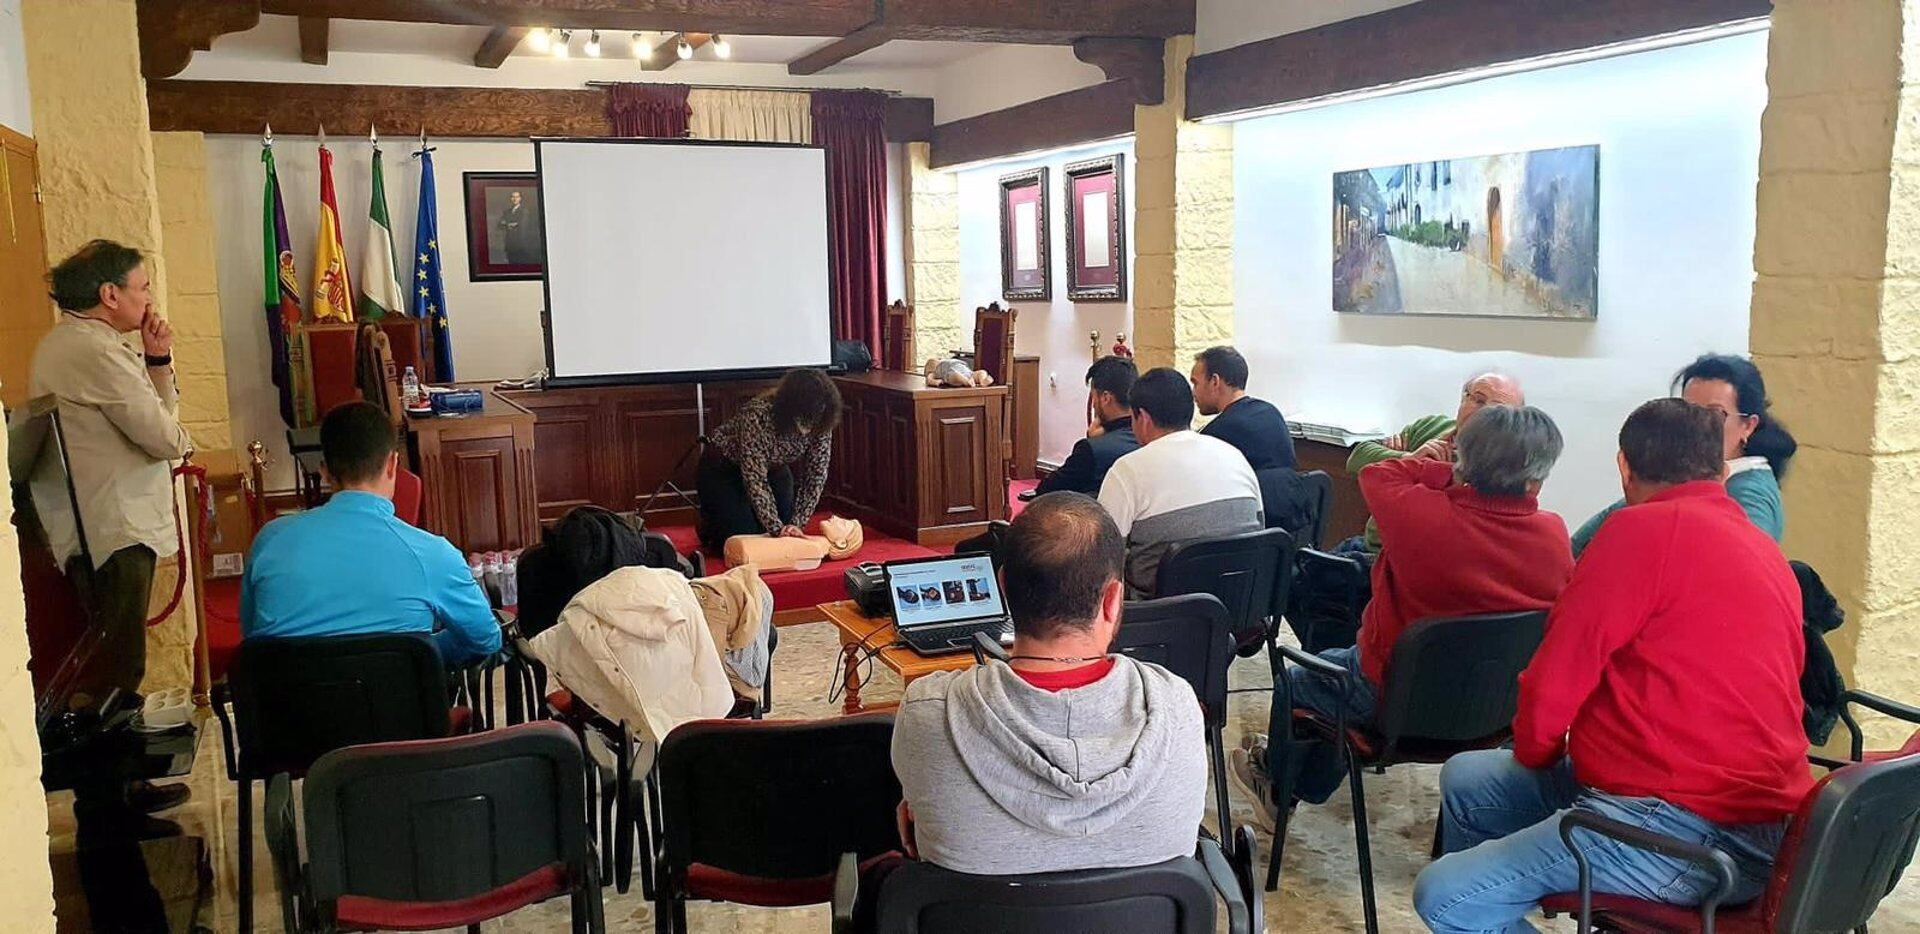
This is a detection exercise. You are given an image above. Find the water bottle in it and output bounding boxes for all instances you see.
[499,550,520,608]
[402,366,422,408]
[482,552,504,607]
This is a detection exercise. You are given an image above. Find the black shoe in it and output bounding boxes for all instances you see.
[127,780,191,815]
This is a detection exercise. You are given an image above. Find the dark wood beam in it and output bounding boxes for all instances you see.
[931,80,1135,169]
[256,0,1194,43]
[472,25,526,68]
[259,1,873,36]
[1072,37,1163,105]
[136,0,261,79]
[884,96,934,142]
[147,78,936,142]
[147,79,608,137]
[298,15,329,65]
[1186,0,1772,120]
[789,23,895,75]
[641,32,708,72]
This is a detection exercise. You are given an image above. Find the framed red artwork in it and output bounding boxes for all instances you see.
[1064,154,1126,302]
[463,172,544,282]
[999,167,1050,301]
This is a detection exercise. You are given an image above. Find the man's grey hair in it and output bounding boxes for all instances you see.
[1454,404,1563,496]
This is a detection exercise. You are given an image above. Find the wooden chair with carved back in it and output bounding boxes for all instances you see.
[883,301,916,372]
[973,303,1018,484]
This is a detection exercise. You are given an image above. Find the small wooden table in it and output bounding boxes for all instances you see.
[820,600,976,714]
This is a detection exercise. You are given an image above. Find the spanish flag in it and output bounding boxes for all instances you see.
[311,140,354,323]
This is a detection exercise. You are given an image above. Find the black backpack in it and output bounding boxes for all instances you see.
[515,506,694,638]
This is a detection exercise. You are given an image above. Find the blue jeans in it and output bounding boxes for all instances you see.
[1265,645,1379,805]
[1413,750,1785,933]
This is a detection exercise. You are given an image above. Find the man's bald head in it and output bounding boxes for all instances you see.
[1457,371,1524,427]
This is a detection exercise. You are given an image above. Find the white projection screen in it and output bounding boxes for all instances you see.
[536,139,833,383]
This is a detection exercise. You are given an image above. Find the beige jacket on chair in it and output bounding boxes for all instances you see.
[529,566,734,744]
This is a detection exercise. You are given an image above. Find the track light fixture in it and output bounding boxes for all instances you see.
[527,27,551,53]
[553,29,571,57]
[632,32,651,61]
[711,34,731,59]
[584,30,601,57]
[676,35,694,60]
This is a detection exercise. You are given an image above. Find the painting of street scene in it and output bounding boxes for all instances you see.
[1332,145,1598,319]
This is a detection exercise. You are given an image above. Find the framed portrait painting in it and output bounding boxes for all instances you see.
[999,167,1050,301]
[463,172,544,282]
[1064,154,1126,302]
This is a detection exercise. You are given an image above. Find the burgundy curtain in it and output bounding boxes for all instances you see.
[811,90,890,363]
[605,83,691,137]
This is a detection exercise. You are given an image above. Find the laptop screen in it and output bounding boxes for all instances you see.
[886,554,1006,628]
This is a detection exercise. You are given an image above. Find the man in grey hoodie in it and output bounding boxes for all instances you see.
[891,492,1209,875]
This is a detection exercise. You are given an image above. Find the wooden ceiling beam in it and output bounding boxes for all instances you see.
[472,25,526,68]
[136,0,261,79]
[640,32,708,72]
[1072,37,1163,105]
[931,80,1136,169]
[257,1,873,36]
[298,15,329,64]
[788,22,895,75]
[884,0,1193,43]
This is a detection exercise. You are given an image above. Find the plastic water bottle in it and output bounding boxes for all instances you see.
[499,550,520,608]
[468,553,485,588]
[402,366,422,408]
[482,552,504,607]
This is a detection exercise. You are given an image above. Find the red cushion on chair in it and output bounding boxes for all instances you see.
[1861,728,1920,763]
[394,468,424,527]
[1538,892,1766,933]
[448,705,473,735]
[334,862,570,930]
[684,853,902,908]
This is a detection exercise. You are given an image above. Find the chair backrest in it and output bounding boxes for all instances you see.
[659,714,901,881]
[884,300,916,371]
[301,322,363,418]
[1154,527,1294,655]
[229,633,452,778]
[1766,752,1920,932]
[871,856,1218,934]
[393,467,424,527]
[1253,468,1331,550]
[1299,471,1332,549]
[302,721,588,910]
[1375,610,1547,748]
[1114,594,1232,728]
[973,303,1016,387]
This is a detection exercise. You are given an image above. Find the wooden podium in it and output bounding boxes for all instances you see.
[403,388,539,554]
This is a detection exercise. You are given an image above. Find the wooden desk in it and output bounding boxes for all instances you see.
[826,371,1009,545]
[821,600,975,715]
[405,388,540,554]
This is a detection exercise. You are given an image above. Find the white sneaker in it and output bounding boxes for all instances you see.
[1229,743,1280,834]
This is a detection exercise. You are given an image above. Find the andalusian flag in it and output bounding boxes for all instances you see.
[412,145,455,380]
[260,137,310,427]
[311,140,353,323]
[358,130,405,320]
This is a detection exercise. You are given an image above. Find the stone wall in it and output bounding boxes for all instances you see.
[903,141,966,362]
[153,132,232,453]
[1750,0,1920,744]
[1131,36,1235,374]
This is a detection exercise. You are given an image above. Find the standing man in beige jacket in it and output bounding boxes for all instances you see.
[29,239,192,825]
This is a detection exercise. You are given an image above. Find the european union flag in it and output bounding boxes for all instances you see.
[411,146,455,381]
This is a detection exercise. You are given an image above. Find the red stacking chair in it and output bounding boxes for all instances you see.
[392,467,424,527]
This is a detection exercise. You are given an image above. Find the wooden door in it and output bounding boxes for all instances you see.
[0,125,51,410]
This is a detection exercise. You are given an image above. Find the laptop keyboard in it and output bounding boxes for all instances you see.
[903,619,1011,653]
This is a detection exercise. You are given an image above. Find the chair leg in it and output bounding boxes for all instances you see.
[672,893,688,934]
[1210,727,1233,849]
[1429,807,1444,860]
[1264,725,1299,893]
[468,925,482,934]
[1348,754,1379,934]
[238,777,254,933]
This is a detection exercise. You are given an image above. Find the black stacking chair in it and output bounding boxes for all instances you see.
[265,720,603,932]
[1267,610,1548,934]
[831,826,1263,934]
[1255,467,1333,550]
[1285,547,1369,654]
[652,714,902,933]
[1155,527,1295,659]
[213,633,463,932]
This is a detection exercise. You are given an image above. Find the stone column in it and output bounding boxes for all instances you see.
[1750,0,1920,744]
[153,132,233,453]
[23,0,195,695]
[0,423,54,932]
[902,141,965,364]
[1131,35,1234,374]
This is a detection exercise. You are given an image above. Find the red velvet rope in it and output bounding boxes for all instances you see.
[145,461,209,627]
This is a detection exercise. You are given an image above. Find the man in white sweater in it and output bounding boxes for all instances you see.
[1098,367,1263,597]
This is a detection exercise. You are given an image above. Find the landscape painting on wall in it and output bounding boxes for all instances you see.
[1333,145,1599,319]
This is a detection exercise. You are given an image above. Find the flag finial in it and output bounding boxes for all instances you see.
[318,123,327,147]
[370,124,379,146]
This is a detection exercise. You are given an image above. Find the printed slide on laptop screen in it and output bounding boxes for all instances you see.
[888,556,1004,627]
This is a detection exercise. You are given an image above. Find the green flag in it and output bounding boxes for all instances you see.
[359,134,405,320]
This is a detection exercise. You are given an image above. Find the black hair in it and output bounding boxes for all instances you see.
[1194,346,1250,390]
[1000,492,1124,641]
[1673,353,1796,478]
[1619,398,1725,486]
[1084,355,1138,401]
[320,401,397,486]
[48,239,144,312]
[768,368,843,438]
[1129,367,1195,431]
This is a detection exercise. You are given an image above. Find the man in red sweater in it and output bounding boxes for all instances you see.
[1414,398,1810,933]
[1233,405,1574,824]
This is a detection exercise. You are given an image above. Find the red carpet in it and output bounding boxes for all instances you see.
[202,482,1039,680]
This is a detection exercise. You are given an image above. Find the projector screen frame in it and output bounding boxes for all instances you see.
[532,136,840,388]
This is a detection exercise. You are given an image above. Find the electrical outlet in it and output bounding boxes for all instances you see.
[212,553,245,578]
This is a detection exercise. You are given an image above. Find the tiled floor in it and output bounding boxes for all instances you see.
[48,620,1920,932]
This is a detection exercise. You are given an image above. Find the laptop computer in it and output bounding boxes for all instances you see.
[884,553,1013,655]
